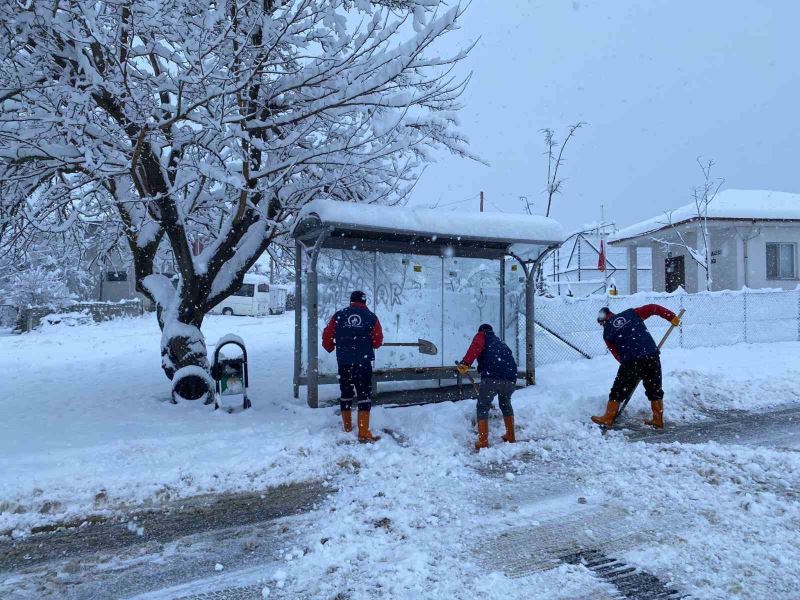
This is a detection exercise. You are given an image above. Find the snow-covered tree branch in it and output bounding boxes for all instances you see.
[0,0,474,399]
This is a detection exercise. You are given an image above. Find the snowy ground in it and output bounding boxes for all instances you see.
[1,314,800,599]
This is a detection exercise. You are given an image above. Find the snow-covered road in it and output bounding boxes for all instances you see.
[3,405,799,599]
[2,314,800,598]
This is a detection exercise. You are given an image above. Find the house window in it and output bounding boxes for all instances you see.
[257,283,269,293]
[106,270,128,282]
[232,283,255,297]
[766,243,796,279]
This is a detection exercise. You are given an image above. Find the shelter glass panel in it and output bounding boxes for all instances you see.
[443,257,502,365]
[313,250,444,377]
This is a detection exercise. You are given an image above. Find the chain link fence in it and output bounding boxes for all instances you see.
[529,289,800,367]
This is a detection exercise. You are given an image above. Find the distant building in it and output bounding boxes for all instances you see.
[609,189,800,293]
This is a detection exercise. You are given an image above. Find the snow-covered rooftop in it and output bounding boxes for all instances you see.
[609,189,800,243]
[293,199,564,249]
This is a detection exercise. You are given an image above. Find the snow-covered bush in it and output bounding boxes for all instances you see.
[40,311,94,329]
[1,266,75,309]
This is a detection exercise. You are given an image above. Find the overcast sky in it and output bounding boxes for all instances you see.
[410,0,800,231]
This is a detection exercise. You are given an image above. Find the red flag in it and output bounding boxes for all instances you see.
[597,239,606,272]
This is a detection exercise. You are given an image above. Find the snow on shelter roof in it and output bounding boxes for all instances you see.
[292,199,563,259]
[610,189,800,244]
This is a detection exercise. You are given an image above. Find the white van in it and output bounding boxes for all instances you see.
[211,275,287,316]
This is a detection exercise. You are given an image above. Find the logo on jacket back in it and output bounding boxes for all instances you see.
[346,314,363,327]
[612,316,628,329]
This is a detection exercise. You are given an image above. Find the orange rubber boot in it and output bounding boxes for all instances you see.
[644,400,664,429]
[475,419,489,450]
[591,401,621,428]
[501,416,516,443]
[357,410,381,443]
[341,409,353,433]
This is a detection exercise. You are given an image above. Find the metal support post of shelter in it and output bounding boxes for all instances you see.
[512,246,558,386]
[499,257,506,341]
[293,242,303,399]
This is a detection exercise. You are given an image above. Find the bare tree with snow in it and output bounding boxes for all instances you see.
[540,121,586,218]
[0,0,475,399]
[652,157,724,292]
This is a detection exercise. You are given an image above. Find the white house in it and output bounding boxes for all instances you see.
[609,189,800,293]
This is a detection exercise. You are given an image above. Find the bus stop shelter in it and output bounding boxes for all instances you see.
[292,199,563,408]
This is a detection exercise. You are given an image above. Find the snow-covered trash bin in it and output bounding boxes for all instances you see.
[211,334,251,413]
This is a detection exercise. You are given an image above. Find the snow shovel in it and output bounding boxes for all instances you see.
[383,338,438,355]
[610,308,686,427]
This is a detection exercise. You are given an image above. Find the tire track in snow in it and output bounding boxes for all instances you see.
[0,481,331,599]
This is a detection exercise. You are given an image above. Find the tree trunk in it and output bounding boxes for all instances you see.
[158,289,212,401]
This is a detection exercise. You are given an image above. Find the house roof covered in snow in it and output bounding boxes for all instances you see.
[292,199,563,259]
[609,189,800,244]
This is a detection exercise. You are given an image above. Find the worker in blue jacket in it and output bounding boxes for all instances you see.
[592,304,681,428]
[457,323,518,449]
[322,290,383,442]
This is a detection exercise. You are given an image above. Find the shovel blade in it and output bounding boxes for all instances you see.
[417,338,438,355]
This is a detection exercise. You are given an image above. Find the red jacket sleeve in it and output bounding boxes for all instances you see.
[461,332,486,366]
[634,304,676,322]
[371,318,383,349]
[322,315,336,353]
[605,339,621,363]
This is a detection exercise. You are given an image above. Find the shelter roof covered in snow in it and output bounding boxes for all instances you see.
[293,199,563,259]
[610,189,800,244]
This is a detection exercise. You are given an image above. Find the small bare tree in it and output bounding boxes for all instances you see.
[652,158,724,292]
[541,122,586,218]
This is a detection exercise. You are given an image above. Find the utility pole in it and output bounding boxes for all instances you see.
[601,204,609,293]
[270,255,275,284]
[479,190,484,212]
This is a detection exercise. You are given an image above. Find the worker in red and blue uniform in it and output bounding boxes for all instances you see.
[457,323,518,450]
[322,290,383,442]
[592,304,681,428]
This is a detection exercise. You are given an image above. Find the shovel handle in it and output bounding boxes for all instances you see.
[657,308,686,350]
[383,342,418,347]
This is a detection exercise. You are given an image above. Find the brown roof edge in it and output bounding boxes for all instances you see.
[609,216,800,245]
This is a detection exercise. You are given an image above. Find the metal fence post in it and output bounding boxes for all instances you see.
[797,289,800,342]
[679,294,684,348]
[743,289,748,344]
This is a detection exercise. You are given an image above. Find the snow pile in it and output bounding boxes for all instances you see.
[615,442,800,598]
[40,310,94,328]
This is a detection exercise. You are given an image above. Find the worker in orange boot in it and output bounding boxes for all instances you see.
[322,290,383,442]
[592,305,681,428]
[457,324,518,450]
